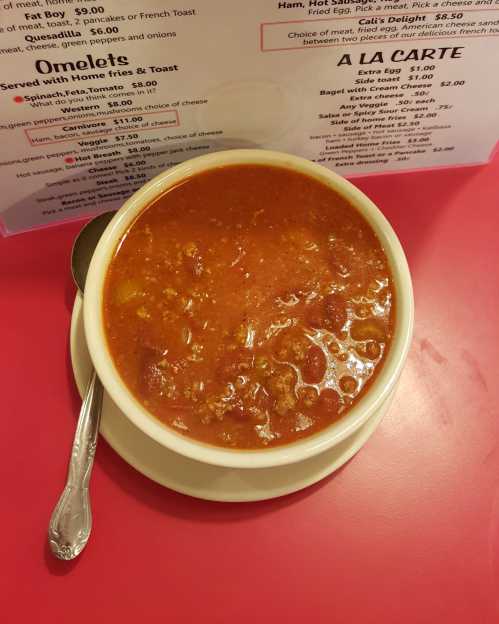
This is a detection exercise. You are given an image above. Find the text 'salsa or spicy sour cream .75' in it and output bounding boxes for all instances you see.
[103,164,394,449]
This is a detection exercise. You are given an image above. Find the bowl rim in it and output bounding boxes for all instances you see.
[83,148,414,469]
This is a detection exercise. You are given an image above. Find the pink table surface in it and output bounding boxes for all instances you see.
[1,157,498,624]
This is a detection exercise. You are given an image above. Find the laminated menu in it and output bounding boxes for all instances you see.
[1,0,498,234]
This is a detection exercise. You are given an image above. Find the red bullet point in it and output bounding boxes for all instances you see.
[14,96,24,103]
[65,157,75,164]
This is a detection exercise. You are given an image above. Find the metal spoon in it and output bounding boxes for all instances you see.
[48,211,116,560]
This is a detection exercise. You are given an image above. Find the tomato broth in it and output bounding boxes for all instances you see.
[103,165,394,449]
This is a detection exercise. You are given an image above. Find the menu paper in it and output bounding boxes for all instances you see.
[1,0,498,235]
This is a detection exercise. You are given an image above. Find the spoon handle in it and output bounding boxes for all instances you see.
[48,371,103,560]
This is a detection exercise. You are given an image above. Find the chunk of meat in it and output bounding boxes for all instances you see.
[139,349,177,400]
[274,328,311,364]
[298,386,319,408]
[267,365,297,416]
[267,365,296,397]
[217,348,254,381]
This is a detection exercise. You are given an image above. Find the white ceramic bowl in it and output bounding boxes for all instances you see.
[84,149,414,469]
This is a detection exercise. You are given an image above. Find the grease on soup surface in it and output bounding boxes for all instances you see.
[103,165,394,449]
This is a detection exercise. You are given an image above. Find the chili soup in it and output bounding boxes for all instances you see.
[103,165,395,449]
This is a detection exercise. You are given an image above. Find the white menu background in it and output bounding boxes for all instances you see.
[1,0,498,234]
